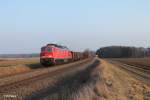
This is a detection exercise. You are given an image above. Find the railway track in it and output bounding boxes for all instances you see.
[0,58,93,99]
[109,60,150,83]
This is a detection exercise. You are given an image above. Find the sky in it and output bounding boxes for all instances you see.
[0,0,150,54]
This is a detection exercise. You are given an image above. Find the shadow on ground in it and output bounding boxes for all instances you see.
[25,63,44,69]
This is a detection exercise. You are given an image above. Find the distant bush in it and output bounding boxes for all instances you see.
[96,46,150,58]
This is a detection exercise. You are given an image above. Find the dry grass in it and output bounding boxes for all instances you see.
[2,58,150,100]
[73,69,109,100]
[0,58,107,100]
[0,65,31,77]
[24,59,101,100]
[0,58,39,67]
[0,58,39,77]
[0,59,92,100]
[101,59,150,100]
[37,58,150,100]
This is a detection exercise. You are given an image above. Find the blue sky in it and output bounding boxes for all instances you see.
[0,0,150,54]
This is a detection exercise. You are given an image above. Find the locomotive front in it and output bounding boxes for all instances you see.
[40,44,72,66]
[40,45,55,66]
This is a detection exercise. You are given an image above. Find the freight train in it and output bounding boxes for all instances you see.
[40,44,90,66]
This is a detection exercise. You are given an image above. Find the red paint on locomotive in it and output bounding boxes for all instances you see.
[40,44,72,66]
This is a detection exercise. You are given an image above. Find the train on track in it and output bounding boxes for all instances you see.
[40,44,91,66]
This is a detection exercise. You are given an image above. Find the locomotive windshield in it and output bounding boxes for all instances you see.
[47,47,52,52]
[41,47,52,52]
[41,47,46,51]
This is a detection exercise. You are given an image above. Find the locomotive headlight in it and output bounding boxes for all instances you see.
[49,55,52,57]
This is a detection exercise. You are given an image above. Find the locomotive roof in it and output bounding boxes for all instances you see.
[46,44,69,50]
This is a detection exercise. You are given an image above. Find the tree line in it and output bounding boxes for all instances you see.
[96,46,150,58]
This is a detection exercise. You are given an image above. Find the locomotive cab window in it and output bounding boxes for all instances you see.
[41,47,46,51]
[47,48,52,52]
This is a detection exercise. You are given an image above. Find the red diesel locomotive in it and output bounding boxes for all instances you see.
[40,44,85,66]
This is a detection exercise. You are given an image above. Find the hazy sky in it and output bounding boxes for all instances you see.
[0,0,150,54]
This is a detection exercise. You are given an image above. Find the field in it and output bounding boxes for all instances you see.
[0,58,40,77]
[0,58,105,99]
[0,58,150,100]
[102,58,150,100]
[0,58,39,67]
[109,58,150,83]
[113,58,150,68]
